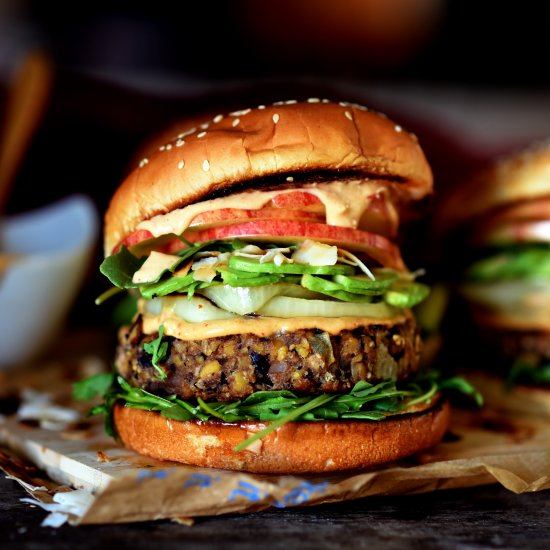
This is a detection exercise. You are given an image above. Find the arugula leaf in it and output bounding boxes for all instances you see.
[160,403,195,421]
[233,393,337,452]
[176,240,216,261]
[73,372,114,401]
[95,286,124,306]
[76,369,483,450]
[100,246,145,289]
[506,360,550,388]
[97,239,251,304]
[466,244,550,281]
[439,375,484,406]
[143,325,168,380]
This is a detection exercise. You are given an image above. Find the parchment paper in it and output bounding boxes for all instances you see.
[0,354,549,525]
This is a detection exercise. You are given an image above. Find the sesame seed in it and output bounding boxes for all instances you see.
[213,114,223,123]
[139,158,149,168]
[286,176,294,182]
[232,118,240,127]
[197,131,207,138]
[258,105,266,110]
[307,98,320,103]
[200,123,209,130]
[202,159,210,172]
[159,145,166,151]
[178,160,185,170]
[322,99,330,103]
[166,144,172,150]
[339,101,349,107]
[176,139,185,147]
[394,125,402,133]
[230,108,251,116]
[180,127,196,137]
[273,113,280,124]
[345,111,353,120]
[273,101,284,106]
[284,99,297,104]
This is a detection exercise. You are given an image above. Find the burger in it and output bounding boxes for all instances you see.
[436,139,550,416]
[76,98,476,474]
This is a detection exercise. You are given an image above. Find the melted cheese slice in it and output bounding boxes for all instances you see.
[137,180,399,238]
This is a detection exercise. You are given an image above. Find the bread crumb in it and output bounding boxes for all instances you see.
[96,451,111,462]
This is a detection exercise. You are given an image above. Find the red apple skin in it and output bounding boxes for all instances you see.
[189,207,324,227]
[272,190,397,237]
[269,191,323,209]
[115,229,154,253]
[174,220,406,271]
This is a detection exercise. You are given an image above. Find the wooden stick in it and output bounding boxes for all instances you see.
[0,51,53,214]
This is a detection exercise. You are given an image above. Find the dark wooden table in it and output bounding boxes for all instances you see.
[2,473,549,549]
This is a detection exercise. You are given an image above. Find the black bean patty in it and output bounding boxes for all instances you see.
[479,327,550,373]
[115,315,422,401]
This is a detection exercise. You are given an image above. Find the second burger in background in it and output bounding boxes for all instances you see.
[436,139,550,415]
[77,98,479,474]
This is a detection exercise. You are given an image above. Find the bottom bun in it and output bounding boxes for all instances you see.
[464,371,550,418]
[113,398,450,474]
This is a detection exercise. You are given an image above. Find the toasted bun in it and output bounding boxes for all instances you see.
[464,371,550,418]
[438,139,550,234]
[104,99,433,255]
[113,398,450,474]
[470,305,550,332]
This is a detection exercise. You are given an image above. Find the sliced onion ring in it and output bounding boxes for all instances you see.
[257,296,397,318]
[201,284,321,315]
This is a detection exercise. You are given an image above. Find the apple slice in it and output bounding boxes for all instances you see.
[269,191,323,209]
[115,198,325,253]
[115,229,154,253]
[189,206,324,227]
[357,191,399,238]
[174,220,405,271]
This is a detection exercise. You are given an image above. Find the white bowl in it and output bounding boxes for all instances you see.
[0,195,99,368]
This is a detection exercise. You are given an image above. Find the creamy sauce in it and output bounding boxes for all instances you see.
[141,309,410,340]
[137,180,399,238]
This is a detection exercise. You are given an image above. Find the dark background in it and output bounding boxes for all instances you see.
[2,0,550,329]
[9,1,550,87]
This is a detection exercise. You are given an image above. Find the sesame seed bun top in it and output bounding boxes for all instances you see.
[437,138,550,234]
[104,98,433,255]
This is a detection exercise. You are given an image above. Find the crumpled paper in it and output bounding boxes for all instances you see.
[1,357,549,525]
